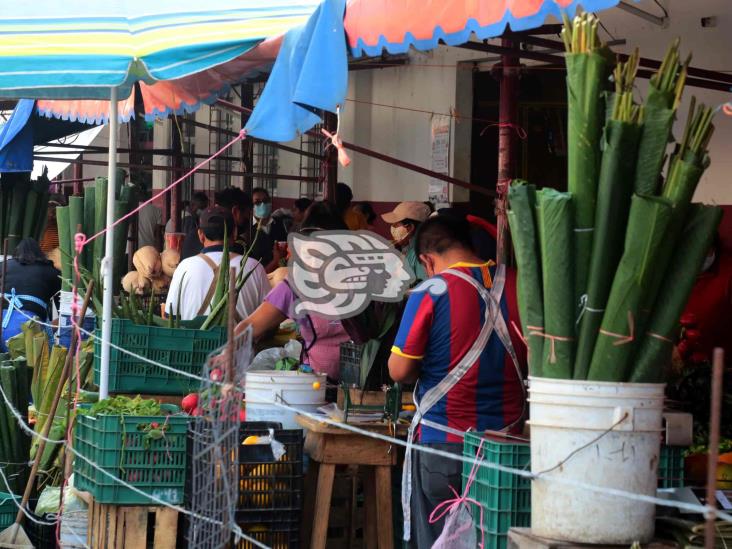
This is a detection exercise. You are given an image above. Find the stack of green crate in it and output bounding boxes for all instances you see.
[658,446,686,489]
[0,492,17,528]
[74,406,189,504]
[462,432,531,549]
[93,318,227,395]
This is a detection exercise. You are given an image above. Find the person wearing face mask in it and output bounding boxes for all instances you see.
[179,192,210,260]
[234,201,352,380]
[250,187,288,273]
[213,187,253,256]
[388,215,526,548]
[381,201,432,282]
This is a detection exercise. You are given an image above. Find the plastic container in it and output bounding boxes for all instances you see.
[245,371,326,430]
[73,406,189,504]
[57,290,96,349]
[658,446,686,489]
[528,377,665,544]
[0,491,18,529]
[92,318,226,395]
[462,433,531,549]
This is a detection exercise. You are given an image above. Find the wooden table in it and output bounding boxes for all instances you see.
[297,415,404,549]
[508,529,678,549]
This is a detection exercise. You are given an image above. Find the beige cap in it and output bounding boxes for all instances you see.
[381,201,432,224]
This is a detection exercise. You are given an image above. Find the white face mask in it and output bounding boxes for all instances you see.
[391,225,410,244]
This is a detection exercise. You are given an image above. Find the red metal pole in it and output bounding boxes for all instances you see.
[72,157,83,195]
[171,120,183,232]
[323,111,338,202]
[495,38,520,265]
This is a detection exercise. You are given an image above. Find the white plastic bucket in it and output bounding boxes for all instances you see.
[528,376,665,544]
[56,290,96,348]
[245,370,327,430]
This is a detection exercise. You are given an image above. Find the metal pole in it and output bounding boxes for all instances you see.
[705,348,724,549]
[496,38,519,265]
[99,87,118,401]
[171,118,183,232]
[323,111,338,202]
[72,158,83,195]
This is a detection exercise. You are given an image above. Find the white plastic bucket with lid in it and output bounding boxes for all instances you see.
[56,290,96,348]
[245,370,327,430]
[528,376,665,544]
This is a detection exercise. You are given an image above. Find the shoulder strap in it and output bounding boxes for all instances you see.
[196,254,220,317]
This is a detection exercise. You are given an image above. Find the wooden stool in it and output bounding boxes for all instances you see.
[298,416,400,549]
[87,498,178,549]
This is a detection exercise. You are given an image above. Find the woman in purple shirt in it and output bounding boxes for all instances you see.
[234,202,351,380]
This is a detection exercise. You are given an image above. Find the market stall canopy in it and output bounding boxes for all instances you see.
[0,99,96,172]
[0,1,321,101]
[24,0,348,143]
[344,0,622,56]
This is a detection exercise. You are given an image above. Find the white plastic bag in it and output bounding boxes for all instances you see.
[251,341,303,371]
[250,348,287,371]
[431,504,478,549]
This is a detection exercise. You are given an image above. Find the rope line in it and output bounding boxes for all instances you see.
[10,308,732,531]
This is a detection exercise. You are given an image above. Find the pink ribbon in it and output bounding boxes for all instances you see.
[428,439,486,549]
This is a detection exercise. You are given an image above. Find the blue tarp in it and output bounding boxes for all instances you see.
[0,99,95,172]
[245,0,347,142]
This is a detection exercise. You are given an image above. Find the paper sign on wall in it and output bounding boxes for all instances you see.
[428,115,451,209]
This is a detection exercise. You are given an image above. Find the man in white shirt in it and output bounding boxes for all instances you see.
[165,206,269,321]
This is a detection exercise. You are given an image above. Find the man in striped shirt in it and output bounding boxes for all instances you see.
[389,215,526,547]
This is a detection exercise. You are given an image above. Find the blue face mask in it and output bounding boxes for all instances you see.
[254,202,271,218]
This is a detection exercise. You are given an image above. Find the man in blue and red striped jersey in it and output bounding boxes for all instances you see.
[388,215,526,548]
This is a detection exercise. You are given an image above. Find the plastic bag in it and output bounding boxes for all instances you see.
[431,504,478,549]
[35,478,86,515]
[251,340,303,371]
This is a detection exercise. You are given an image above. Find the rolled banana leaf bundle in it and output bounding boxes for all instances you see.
[630,204,722,382]
[561,12,612,311]
[507,181,544,377]
[588,195,672,381]
[536,188,574,379]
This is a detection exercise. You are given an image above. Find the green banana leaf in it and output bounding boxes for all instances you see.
[536,189,574,379]
[5,173,30,253]
[574,119,642,379]
[22,189,39,239]
[83,186,95,273]
[68,196,85,273]
[56,206,73,292]
[588,195,673,381]
[566,50,610,312]
[507,181,544,377]
[630,204,722,382]
[35,346,66,435]
[112,199,130,296]
[93,176,108,286]
[634,82,675,195]
[640,150,708,333]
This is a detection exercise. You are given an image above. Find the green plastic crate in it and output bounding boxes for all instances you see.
[73,408,189,505]
[0,492,17,529]
[658,446,686,489]
[462,432,531,549]
[93,318,226,395]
